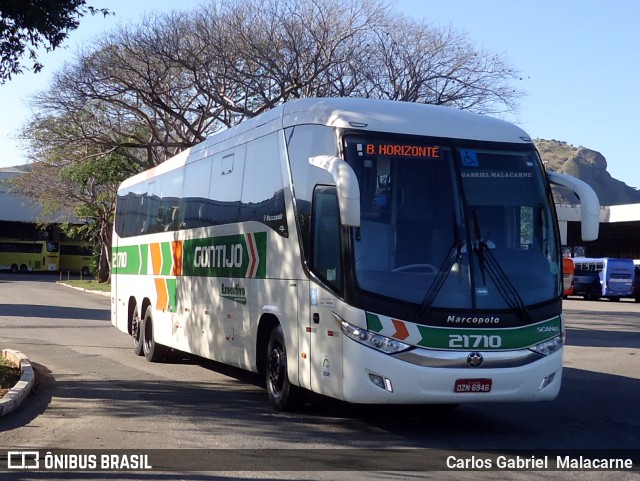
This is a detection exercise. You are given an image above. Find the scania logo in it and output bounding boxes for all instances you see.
[467,352,483,368]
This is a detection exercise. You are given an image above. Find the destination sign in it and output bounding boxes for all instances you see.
[363,143,441,158]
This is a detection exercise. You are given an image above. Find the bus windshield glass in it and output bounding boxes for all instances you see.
[344,135,561,312]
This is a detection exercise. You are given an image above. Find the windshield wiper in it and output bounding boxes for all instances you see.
[471,210,531,323]
[416,213,464,319]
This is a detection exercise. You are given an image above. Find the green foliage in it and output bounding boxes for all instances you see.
[17,0,524,283]
[0,0,110,82]
[0,356,21,398]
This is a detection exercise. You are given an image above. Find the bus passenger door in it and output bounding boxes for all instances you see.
[308,186,344,399]
[297,281,312,391]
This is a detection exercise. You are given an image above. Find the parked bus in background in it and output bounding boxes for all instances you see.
[562,258,574,298]
[633,260,640,303]
[0,239,59,273]
[59,242,93,277]
[572,257,635,301]
[111,98,599,410]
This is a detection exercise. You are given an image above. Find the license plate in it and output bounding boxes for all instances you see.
[454,378,492,393]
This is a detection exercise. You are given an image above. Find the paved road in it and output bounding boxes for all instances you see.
[0,273,638,480]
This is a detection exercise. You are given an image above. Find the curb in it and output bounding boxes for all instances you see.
[56,281,111,297]
[0,349,35,416]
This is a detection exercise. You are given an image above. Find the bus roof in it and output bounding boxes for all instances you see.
[120,98,532,190]
[280,97,531,142]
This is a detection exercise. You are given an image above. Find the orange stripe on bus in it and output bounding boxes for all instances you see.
[155,278,168,311]
[150,243,163,275]
[171,240,183,276]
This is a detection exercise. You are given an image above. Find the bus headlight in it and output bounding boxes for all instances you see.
[335,315,410,354]
[529,333,563,356]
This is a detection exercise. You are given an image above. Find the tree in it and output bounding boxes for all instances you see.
[12,111,137,282]
[20,0,523,279]
[28,0,521,168]
[0,0,109,82]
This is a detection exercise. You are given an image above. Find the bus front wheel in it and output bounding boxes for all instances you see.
[266,325,303,411]
[142,306,166,362]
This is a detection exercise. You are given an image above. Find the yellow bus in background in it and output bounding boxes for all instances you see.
[59,242,93,277]
[0,240,59,273]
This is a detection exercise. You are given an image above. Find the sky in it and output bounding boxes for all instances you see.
[1,0,639,189]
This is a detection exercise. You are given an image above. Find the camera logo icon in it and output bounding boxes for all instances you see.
[7,451,40,469]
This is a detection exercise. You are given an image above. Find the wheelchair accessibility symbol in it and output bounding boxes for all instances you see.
[460,149,479,167]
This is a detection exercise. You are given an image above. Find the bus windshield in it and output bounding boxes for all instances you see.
[344,134,561,312]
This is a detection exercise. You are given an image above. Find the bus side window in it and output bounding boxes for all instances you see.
[311,186,342,293]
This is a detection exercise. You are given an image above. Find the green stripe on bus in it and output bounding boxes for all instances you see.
[112,245,142,275]
[114,232,267,278]
[182,232,267,279]
[414,316,562,350]
[161,242,173,276]
[166,278,177,313]
[366,312,384,332]
[139,244,148,275]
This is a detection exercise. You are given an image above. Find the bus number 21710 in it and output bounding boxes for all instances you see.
[449,334,502,349]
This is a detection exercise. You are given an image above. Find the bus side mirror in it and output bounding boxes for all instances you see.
[547,171,600,241]
[309,155,361,227]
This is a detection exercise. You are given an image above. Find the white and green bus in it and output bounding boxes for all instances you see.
[111,98,599,410]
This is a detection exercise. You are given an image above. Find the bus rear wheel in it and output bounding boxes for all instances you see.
[10,264,18,273]
[142,306,166,362]
[131,305,143,356]
[266,325,302,411]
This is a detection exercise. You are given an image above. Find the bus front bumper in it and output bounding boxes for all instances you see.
[340,340,562,404]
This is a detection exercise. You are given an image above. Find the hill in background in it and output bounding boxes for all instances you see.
[536,139,640,206]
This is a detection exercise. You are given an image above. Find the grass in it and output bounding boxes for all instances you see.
[0,356,21,398]
[59,279,111,293]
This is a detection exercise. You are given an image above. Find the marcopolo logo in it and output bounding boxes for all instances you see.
[446,315,500,325]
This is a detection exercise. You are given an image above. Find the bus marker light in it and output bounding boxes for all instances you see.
[369,373,393,392]
[384,377,393,392]
[538,372,556,391]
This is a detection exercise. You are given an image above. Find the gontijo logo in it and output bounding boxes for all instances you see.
[112,232,266,279]
[183,232,265,278]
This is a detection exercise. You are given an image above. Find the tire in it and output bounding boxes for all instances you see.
[142,306,166,362]
[10,264,18,273]
[265,325,303,411]
[19,264,28,273]
[81,266,91,277]
[131,305,144,356]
